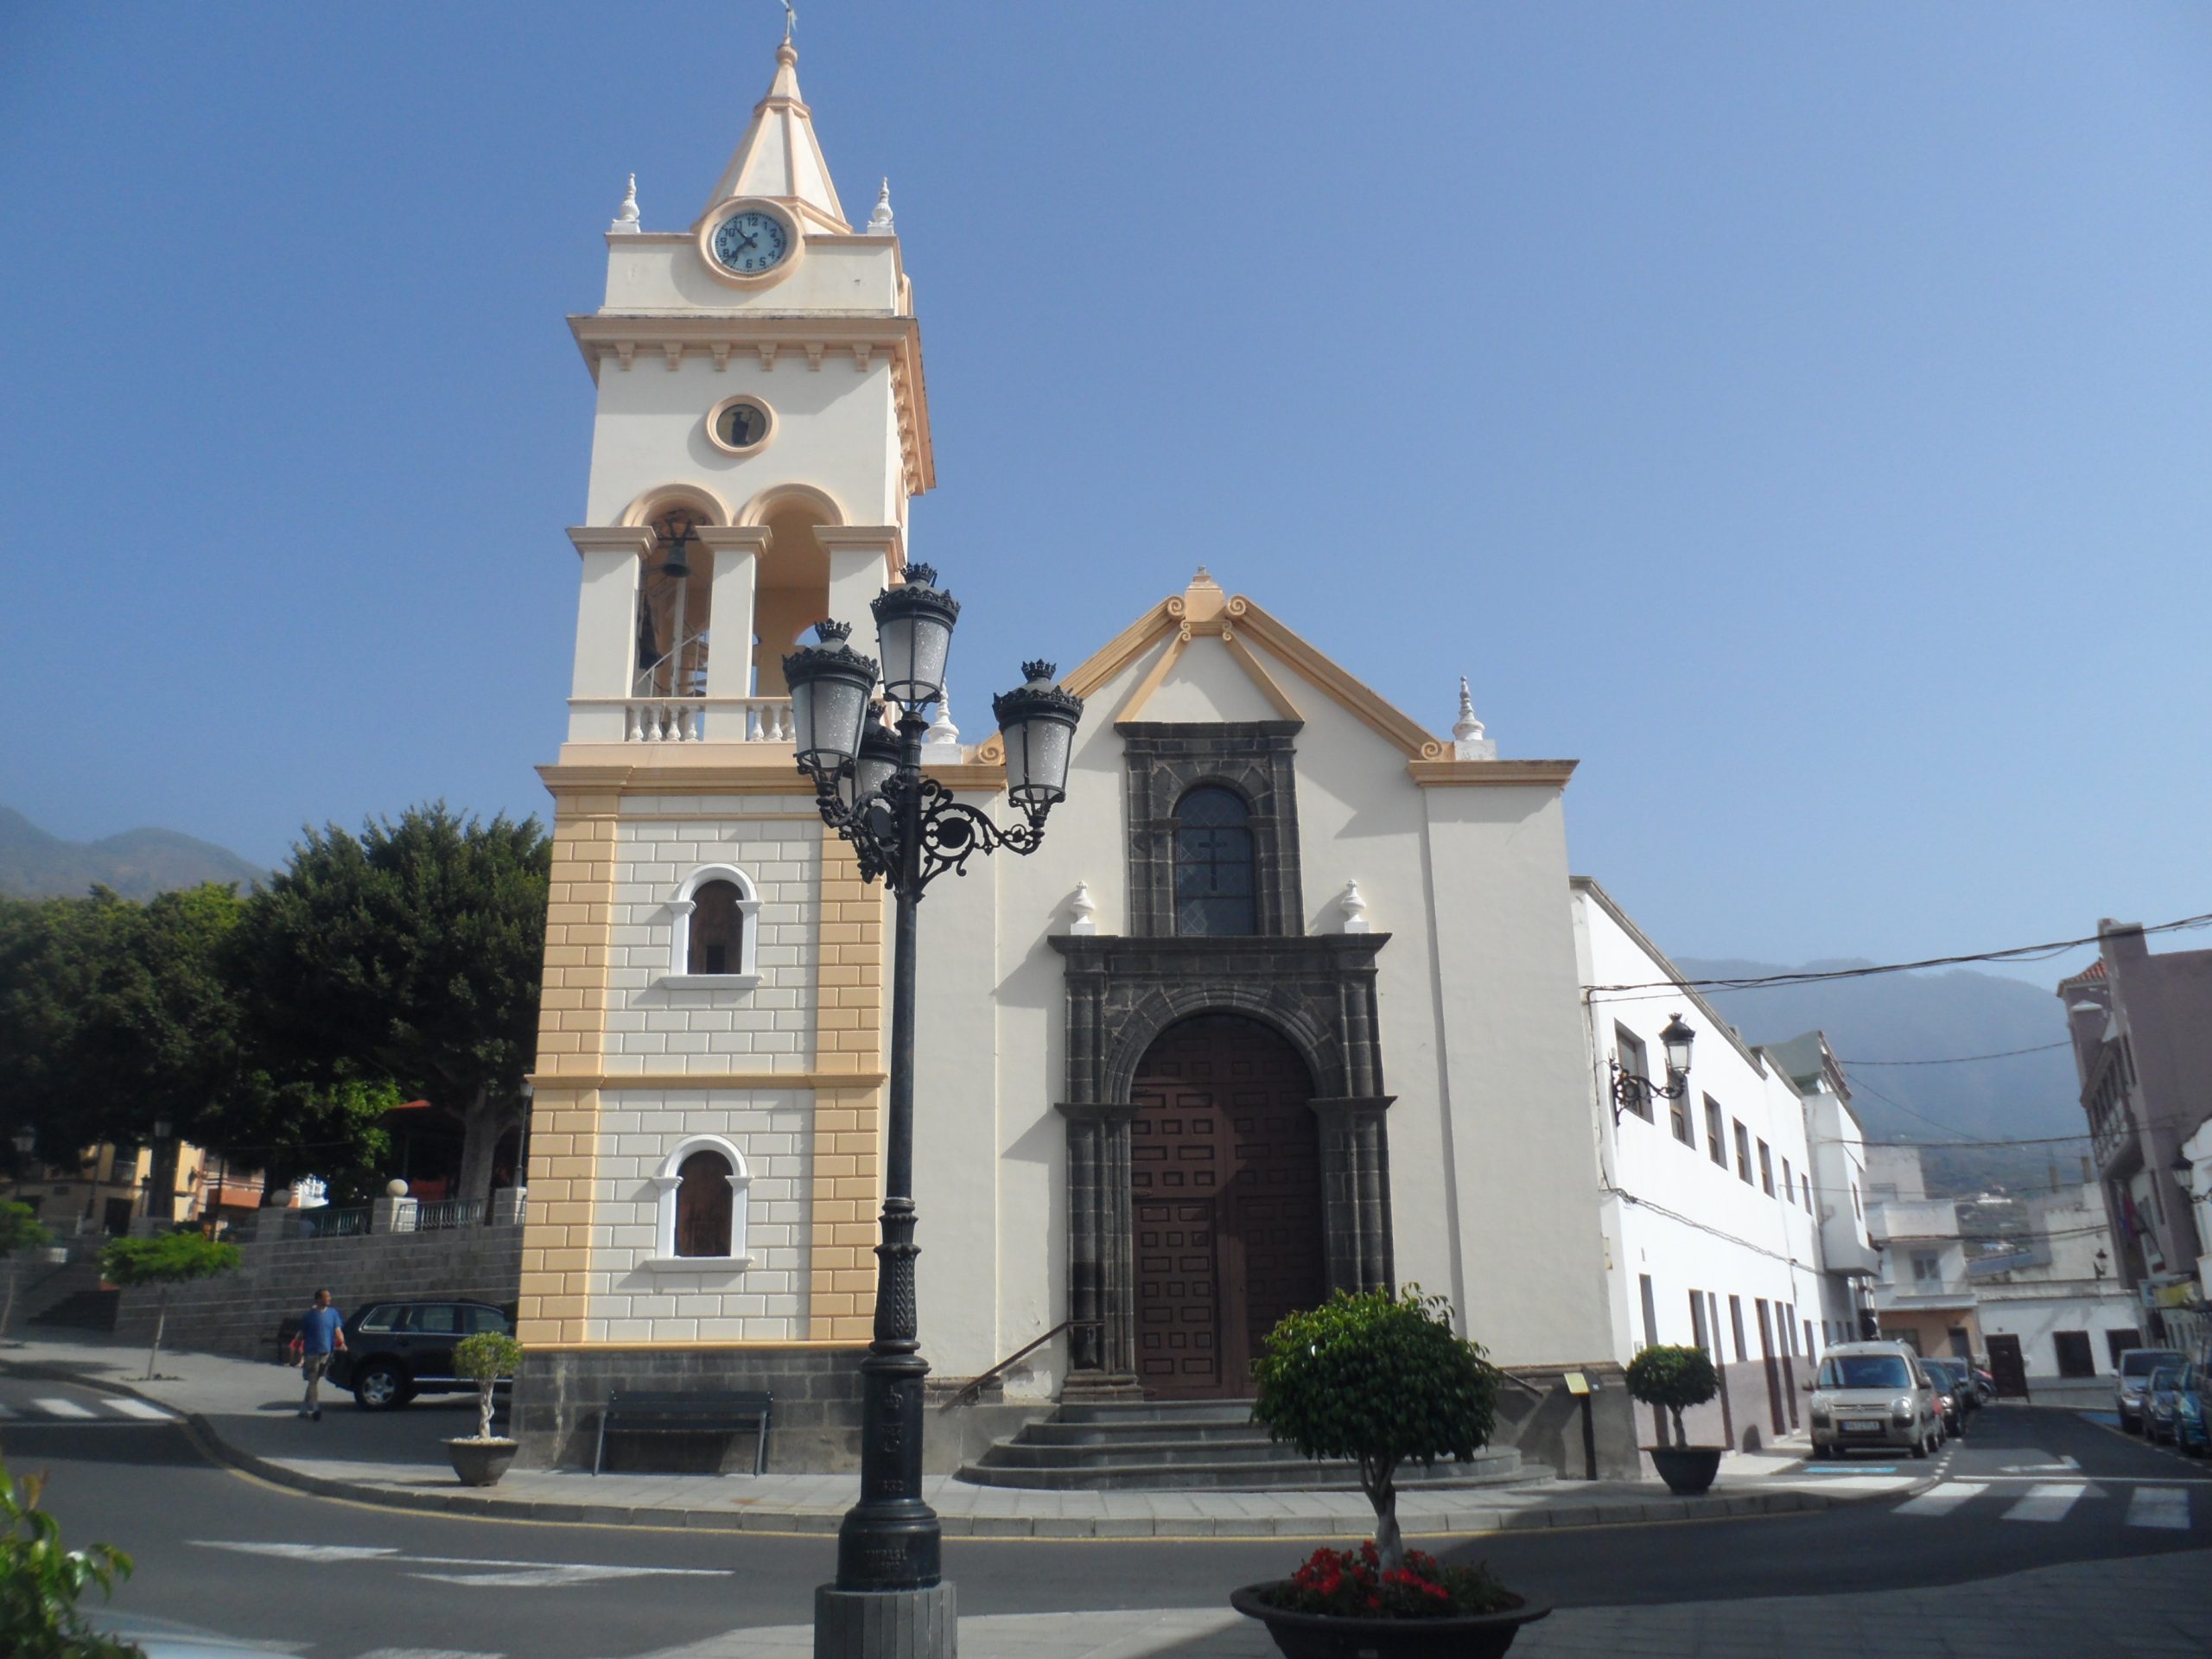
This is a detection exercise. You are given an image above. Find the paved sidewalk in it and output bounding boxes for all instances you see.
[1,1332,1909,1540]
[655,1547,2212,1657]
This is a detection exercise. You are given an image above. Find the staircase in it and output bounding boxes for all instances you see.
[30,1287,120,1332]
[957,1400,1546,1491]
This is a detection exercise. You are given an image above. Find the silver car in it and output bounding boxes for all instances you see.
[2115,1347,2186,1434]
[1806,1341,1942,1459]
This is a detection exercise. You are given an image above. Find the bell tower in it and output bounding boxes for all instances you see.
[516,28,931,1402]
[561,29,933,749]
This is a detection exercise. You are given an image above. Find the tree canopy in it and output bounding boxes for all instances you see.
[0,803,548,1209]
[1251,1287,1498,1570]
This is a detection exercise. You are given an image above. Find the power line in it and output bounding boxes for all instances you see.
[1585,909,2212,999]
[1841,1040,2074,1067]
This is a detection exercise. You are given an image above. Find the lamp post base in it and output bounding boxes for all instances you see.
[813,1581,957,1659]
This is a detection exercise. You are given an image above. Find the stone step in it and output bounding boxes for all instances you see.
[1014,1419,1281,1448]
[30,1288,119,1332]
[956,1448,1539,1492]
[1050,1401,1259,1427]
[978,1436,1319,1470]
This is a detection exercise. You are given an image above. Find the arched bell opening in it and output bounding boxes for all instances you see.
[633,504,716,698]
[742,485,845,696]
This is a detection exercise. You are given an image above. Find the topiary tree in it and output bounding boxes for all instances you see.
[0,1457,139,1658]
[1624,1344,1719,1445]
[99,1232,241,1382]
[452,1331,523,1443]
[1251,1287,1498,1572]
[0,1202,54,1344]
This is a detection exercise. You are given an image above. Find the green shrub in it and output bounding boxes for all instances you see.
[1624,1344,1719,1444]
[453,1331,523,1442]
[1251,1287,1498,1572]
[0,1458,138,1658]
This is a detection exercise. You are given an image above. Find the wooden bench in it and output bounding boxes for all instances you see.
[593,1389,772,1476]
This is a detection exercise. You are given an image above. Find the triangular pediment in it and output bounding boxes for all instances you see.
[1059,570,1440,758]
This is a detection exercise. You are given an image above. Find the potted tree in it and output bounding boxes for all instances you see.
[1625,1344,1724,1496]
[99,1230,241,1382]
[1230,1287,1550,1659]
[0,1202,54,1345]
[445,1330,524,1486]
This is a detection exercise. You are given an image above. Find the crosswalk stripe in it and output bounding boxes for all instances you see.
[2126,1487,2190,1530]
[2004,1482,2088,1522]
[31,1398,95,1419]
[1897,1481,1987,1516]
[103,1397,173,1421]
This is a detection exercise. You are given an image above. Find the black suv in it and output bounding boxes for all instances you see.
[327,1299,514,1410]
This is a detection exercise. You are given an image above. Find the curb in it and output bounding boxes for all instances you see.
[0,1354,1869,1539]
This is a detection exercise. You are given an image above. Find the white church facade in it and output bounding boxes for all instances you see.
[512,32,1859,1478]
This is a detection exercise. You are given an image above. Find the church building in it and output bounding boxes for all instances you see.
[512,31,1800,1478]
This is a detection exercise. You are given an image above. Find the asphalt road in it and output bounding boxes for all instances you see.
[3,1375,2207,1659]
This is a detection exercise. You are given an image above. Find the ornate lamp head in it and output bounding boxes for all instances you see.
[870,563,960,708]
[993,661,1084,810]
[783,620,880,772]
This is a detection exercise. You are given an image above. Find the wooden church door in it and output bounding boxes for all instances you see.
[1130,1014,1325,1398]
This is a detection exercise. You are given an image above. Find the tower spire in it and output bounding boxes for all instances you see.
[703,20,849,232]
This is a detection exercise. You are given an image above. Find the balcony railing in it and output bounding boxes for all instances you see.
[572,696,796,745]
[412,1198,486,1231]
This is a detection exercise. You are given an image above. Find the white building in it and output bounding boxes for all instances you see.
[1968,1179,2145,1389]
[509,29,1875,1477]
[1766,1032,1881,1350]
[1574,882,1848,1452]
[1865,1145,1982,1363]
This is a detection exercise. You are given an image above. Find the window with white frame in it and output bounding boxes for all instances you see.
[648,1135,753,1265]
[660,865,763,988]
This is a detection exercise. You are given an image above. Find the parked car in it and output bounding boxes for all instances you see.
[2143,1363,2185,1444]
[2175,1362,2209,1458]
[1921,1358,1970,1437]
[2115,1347,2187,1433]
[1971,1365,1998,1405]
[326,1299,515,1411]
[1806,1341,1942,1460]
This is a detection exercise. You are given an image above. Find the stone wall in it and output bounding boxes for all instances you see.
[513,1344,868,1471]
[111,1224,524,1361]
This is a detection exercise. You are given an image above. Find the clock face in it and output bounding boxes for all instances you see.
[711,209,790,275]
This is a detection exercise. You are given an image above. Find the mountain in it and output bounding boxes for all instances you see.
[0,805,266,900]
[1675,957,2087,1198]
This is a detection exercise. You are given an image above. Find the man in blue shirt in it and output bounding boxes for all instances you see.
[292,1287,346,1421]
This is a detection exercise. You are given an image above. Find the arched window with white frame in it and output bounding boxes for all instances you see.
[650,1135,752,1264]
[663,864,762,987]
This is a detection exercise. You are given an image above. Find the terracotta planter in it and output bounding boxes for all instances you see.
[1646,1444,1723,1497]
[1230,1583,1550,1659]
[445,1437,518,1487]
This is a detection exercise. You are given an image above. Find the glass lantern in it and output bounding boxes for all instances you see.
[783,621,880,772]
[870,563,961,708]
[993,661,1085,810]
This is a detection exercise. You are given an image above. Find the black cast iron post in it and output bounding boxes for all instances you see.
[785,589,1084,1657]
[835,703,938,1592]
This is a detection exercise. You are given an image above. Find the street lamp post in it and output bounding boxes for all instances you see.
[791,565,1082,1659]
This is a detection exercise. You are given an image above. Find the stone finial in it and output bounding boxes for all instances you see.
[868,177,895,233]
[925,678,961,750]
[1452,676,1497,760]
[610,172,641,233]
[1339,880,1371,935]
[1068,880,1098,936]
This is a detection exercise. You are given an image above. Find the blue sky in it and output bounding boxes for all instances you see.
[3,2,2207,982]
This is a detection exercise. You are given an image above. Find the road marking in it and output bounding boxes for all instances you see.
[2000,1455,2080,1473]
[1897,1481,1988,1516]
[190,1541,729,1588]
[32,1397,94,1419]
[2126,1487,2190,1530]
[194,1542,401,1563]
[104,1397,175,1421]
[356,1651,506,1658]
[2004,1482,2092,1522]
